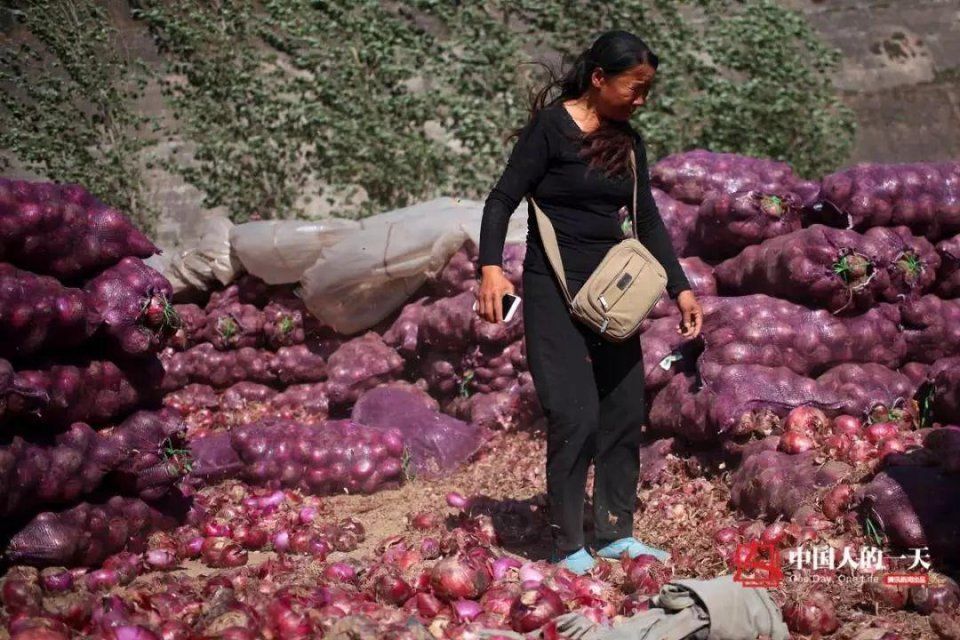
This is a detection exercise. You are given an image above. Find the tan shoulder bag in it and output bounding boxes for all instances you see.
[529,150,667,342]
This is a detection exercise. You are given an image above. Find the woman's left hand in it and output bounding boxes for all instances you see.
[676,290,702,339]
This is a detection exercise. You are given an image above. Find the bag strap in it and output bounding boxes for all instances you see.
[529,149,639,306]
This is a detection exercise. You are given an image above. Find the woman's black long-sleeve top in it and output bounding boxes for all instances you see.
[478,103,691,299]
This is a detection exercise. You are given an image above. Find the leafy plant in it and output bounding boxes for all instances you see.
[0,0,157,231]
[3,0,856,225]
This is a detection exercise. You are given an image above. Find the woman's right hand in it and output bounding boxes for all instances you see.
[476,265,516,323]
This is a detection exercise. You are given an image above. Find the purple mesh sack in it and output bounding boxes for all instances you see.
[205,274,273,311]
[715,226,940,314]
[698,295,906,378]
[731,441,853,521]
[820,162,960,241]
[269,345,327,385]
[647,257,716,319]
[0,422,123,518]
[0,263,99,359]
[460,340,525,395]
[693,190,803,261]
[269,382,330,417]
[187,431,244,485]
[103,410,189,501]
[418,291,523,354]
[0,180,158,281]
[230,417,405,495]
[899,295,960,363]
[325,333,405,407]
[418,351,461,399]
[382,296,431,358]
[924,426,960,474]
[649,365,844,444]
[640,315,703,393]
[263,300,306,349]
[160,344,277,390]
[448,373,542,432]
[651,150,815,206]
[170,304,206,351]
[652,189,698,258]
[934,233,960,298]
[427,240,479,298]
[85,257,178,357]
[351,385,486,478]
[203,303,264,351]
[815,363,918,420]
[219,382,277,411]
[8,357,163,427]
[162,383,219,415]
[3,493,186,567]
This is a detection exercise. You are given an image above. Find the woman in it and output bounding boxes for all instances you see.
[476,30,703,575]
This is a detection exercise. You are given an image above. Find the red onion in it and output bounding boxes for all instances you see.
[1,579,41,613]
[822,484,854,520]
[374,573,414,605]
[264,599,311,639]
[622,555,667,596]
[298,507,319,524]
[430,556,491,601]
[39,569,74,593]
[446,492,470,510]
[452,599,483,623]
[203,519,232,538]
[778,431,816,454]
[84,569,119,592]
[518,563,545,586]
[834,414,862,436]
[420,537,441,560]
[102,553,142,585]
[108,627,161,640]
[760,522,786,546]
[180,537,204,559]
[509,585,565,633]
[201,538,248,568]
[783,591,840,635]
[481,584,521,617]
[785,406,830,436]
[233,525,269,550]
[492,556,522,581]
[323,562,358,584]
[863,581,909,610]
[865,422,898,444]
[713,527,740,545]
[271,531,291,553]
[910,577,960,615]
[878,438,907,459]
[145,549,178,571]
[158,621,193,640]
[409,511,440,530]
[408,592,445,619]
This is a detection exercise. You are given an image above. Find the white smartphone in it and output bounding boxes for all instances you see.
[473,293,521,323]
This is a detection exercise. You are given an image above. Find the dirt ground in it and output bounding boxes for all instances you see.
[163,426,948,639]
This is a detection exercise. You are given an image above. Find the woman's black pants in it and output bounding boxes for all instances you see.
[522,269,646,555]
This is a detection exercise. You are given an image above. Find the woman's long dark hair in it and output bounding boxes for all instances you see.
[518,30,659,178]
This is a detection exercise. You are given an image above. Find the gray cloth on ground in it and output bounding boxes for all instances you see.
[476,575,789,640]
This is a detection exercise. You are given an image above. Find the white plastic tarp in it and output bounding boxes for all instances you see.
[153,215,240,295]
[298,197,529,335]
[230,218,362,285]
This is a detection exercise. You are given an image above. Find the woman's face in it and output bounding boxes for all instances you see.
[592,63,656,121]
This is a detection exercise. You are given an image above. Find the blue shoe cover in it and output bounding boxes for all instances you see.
[553,548,596,575]
[596,537,671,563]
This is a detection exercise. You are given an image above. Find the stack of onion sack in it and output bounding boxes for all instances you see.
[0,179,189,568]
